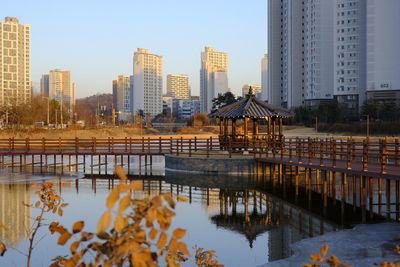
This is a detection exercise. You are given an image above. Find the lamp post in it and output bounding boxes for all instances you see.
[366,114,370,137]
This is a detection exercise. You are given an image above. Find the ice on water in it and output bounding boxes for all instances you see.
[261,223,400,267]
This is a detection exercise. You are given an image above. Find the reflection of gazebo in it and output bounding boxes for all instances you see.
[209,87,292,149]
[211,213,276,248]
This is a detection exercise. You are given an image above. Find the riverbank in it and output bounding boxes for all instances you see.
[261,223,400,267]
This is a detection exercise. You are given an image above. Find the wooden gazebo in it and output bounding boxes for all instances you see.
[209,88,292,149]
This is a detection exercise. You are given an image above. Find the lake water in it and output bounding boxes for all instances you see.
[0,156,353,267]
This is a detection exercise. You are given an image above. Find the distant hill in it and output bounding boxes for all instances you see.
[76,94,113,114]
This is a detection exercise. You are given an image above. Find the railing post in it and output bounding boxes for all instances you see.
[176,138,179,156]
[194,136,197,152]
[75,137,79,153]
[332,138,336,168]
[170,137,173,154]
[142,137,145,152]
[93,137,96,153]
[395,138,399,165]
[59,137,61,152]
[210,136,213,151]
[181,137,183,153]
[125,137,128,152]
[26,137,30,152]
[206,139,209,158]
[148,137,151,153]
[159,137,162,153]
[189,139,192,157]
[307,137,312,165]
[108,137,111,152]
[42,137,46,152]
[346,138,351,170]
[362,138,368,171]
[289,138,292,162]
[319,139,324,166]
[129,137,132,153]
[111,137,114,153]
[381,138,387,174]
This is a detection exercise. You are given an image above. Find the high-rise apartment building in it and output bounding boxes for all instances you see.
[304,0,334,107]
[366,0,400,106]
[48,70,75,111]
[112,80,118,111]
[133,48,163,117]
[40,74,49,96]
[114,75,132,122]
[167,74,190,99]
[0,17,31,106]
[261,54,268,101]
[334,0,366,113]
[200,47,228,112]
[267,1,304,109]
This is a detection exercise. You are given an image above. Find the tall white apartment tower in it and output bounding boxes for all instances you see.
[334,0,367,113]
[167,74,190,99]
[261,54,269,101]
[48,70,75,112]
[115,75,131,121]
[133,48,163,117]
[267,1,304,109]
[303,0,334,107]
[0,17,31,106]
[200,47,228,112]
[366,0,400,106]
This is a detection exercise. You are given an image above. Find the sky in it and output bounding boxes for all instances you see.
[2,0,267,99]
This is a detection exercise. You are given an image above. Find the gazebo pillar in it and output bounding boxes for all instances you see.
[232,118,237,136]
[267,117,271,139]
[272,117,276,141]
[244,117,248,137]
[219,118,223,135]
[279,117,283,140]
[253,119,259,137]
[224,118,228,136]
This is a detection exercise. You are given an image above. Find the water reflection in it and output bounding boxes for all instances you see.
[0,184,31,246]
[0,170,341,267]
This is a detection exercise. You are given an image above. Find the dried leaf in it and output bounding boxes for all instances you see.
[61,203,69,208]
[320,244,329,257]
[31,184,39,189]
[70,241,80,254]
[72,221,85,234]
[172,228,187,240]
[114,215,128,233]
[130,181,143,190]
[149,228,158,240]
[115,165,128,180]
[164,194,175,209]
[157,232,167,249]
[58,232,72,245]
[58,208,63,216]
[178,242,190,256]
[177,195,188,202]
[97,210,112,234]
[0,241,6,256]
[310,254,323,262]
[118,195,131,214]
[35,201,40,208]
[106,188,119,209]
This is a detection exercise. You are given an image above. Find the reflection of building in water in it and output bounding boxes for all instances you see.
[0,184,32,246]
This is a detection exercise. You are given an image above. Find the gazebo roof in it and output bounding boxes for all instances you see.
[209,88,292,119]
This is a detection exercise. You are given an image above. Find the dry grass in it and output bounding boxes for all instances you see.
[0,126,218,139]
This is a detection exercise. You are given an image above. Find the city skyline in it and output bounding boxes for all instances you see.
[1,0,267,99]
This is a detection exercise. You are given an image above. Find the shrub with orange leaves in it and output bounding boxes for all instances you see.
[48,166,224,267]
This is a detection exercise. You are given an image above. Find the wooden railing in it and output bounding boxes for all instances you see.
[0,137,399,174]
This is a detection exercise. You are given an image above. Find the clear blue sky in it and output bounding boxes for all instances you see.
[2,0,267,98]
